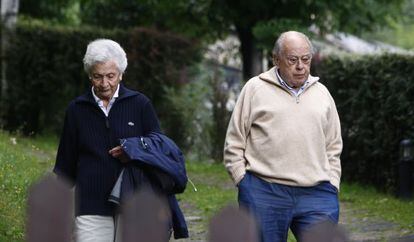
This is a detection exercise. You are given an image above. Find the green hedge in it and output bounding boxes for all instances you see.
[1,21,199,138]
[315,54,414,192]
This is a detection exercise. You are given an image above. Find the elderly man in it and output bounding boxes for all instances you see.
[53,39,161,242]
[224,31,342,242]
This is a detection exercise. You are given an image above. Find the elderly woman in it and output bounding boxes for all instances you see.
[53,39,162,242]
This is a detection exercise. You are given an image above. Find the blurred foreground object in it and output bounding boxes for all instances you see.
[301,221,349,242]
[26,174,73,242]
[121,188,171,242]
[208,205,259,242]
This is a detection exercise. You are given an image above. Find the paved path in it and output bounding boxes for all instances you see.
[170,201,206,242]
[340,202,414,242]
[172,197,414,242]
[170,164,414,242]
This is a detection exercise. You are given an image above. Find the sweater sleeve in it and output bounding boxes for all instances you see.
[325,94,343,190]
[53,104,78,186]
[142,99,161,135]
[223,82,253,185]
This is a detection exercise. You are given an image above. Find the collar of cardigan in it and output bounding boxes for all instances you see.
[75,84,138,104]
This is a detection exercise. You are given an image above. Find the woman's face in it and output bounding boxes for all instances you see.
[90,60,122,101]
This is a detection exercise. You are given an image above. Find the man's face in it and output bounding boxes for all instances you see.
[274,37,312,88]
[90,60,122,101]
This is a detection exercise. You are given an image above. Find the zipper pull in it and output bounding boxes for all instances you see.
[140,137,148,149]
[188,178,198,192]
[105,118,110,129]
[296,96,299,104]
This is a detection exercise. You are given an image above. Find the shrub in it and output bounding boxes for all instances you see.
[164,62,235,162]
[164,66,213,160]
[1,20,199,138]
[315,54,414,192]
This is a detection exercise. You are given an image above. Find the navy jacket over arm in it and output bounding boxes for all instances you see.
[109,132,189,239]
[54,84,161,216]
[120,132,188,194]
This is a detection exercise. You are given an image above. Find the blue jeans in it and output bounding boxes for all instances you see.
[238,172,339,242]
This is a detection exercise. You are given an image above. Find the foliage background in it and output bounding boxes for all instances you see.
[4,20,414,193]
[2,20,199,139]
[315,54,414,192]
[1,1,414,241]
[3,0,414,194]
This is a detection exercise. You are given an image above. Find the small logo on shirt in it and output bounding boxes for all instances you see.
[128,122,135,126]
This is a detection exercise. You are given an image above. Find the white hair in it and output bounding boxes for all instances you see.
[83,39,128,74]
[272,31,315,57]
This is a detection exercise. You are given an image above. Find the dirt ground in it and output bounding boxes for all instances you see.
[171,192,414,242]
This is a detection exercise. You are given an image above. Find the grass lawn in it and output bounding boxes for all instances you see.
[0,131,57,241]
[340,183,414,231]
[0,131,413,241]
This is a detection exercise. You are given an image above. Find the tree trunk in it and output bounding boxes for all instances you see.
[1,0,19,101]
[1,0,19,28]
[236,25,263,81]
[209,64,231,163]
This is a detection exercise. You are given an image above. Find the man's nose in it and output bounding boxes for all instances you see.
[296,61,304,70]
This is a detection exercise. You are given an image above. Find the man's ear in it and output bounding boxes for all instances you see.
[272,54,279,67]
[119,73,123,81]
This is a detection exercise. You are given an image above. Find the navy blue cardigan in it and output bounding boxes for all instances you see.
[54,84,161,216]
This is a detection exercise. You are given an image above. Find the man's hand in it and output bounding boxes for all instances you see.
[109,146,130,163]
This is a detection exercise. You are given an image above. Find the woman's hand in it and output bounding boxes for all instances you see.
[109,146,130,163]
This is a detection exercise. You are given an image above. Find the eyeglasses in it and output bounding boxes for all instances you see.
[285,54,312,66]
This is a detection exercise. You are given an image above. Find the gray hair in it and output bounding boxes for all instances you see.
[83,39,128,74]
[272,31,315,57]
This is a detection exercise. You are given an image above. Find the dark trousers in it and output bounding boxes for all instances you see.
[238,172,339,242]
